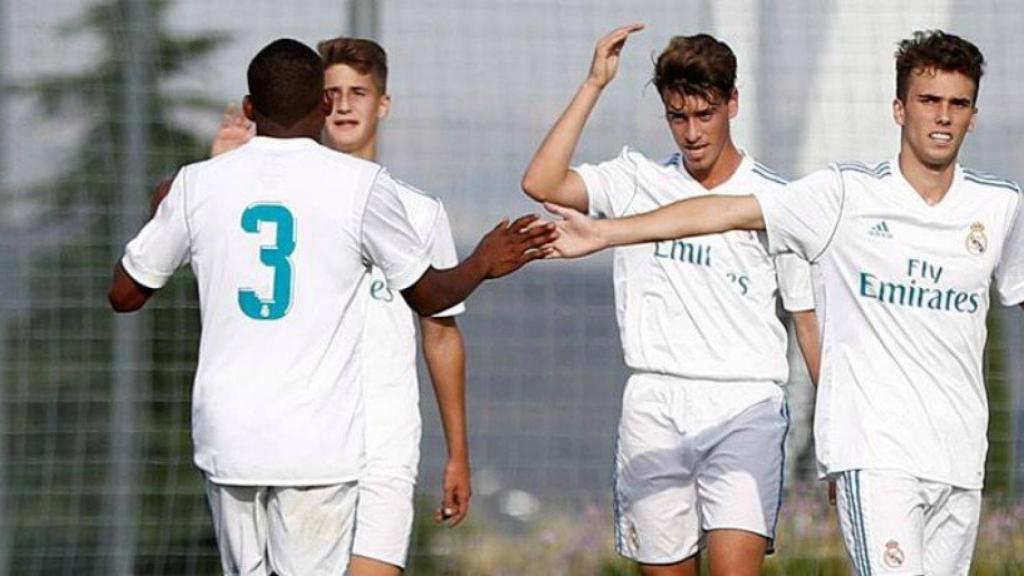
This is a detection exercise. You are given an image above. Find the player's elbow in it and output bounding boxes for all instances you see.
[108,288,144,313]
[521,172,555,203]
[402,284,444,318]
[108,265,154,313]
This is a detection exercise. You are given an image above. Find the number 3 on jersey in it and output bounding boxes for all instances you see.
[238,204,295,320]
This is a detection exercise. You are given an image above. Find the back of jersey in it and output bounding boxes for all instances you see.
[125,136,383,485]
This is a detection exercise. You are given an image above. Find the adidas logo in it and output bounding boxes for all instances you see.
[869,221,893,239]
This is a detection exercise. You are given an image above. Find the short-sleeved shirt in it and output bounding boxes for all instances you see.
[754,157,1024,488]
[573,147,814,384]
[361,190,464,408]
[121,136,433,485]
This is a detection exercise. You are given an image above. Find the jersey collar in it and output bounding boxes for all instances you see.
[668,148,754,193]
[890,154,965,214]
[247,136,321,150]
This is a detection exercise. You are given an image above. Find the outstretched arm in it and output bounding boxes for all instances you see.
[546,194,764,259]
[401,215,556,316]
[419,316,472,526]
[521,23,644,212]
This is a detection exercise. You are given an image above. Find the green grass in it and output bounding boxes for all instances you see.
[407,486,1024,575]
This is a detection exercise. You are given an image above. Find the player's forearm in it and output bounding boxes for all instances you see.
[792,309,821,386]
[402,256,488,317]
[108,263,155,313]
[521,81,603,203]
[420,317,469,462]
[599,195,766,248]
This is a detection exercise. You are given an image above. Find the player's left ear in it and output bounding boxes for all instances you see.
[242,96,256,122]
[892,97,906,127]
[727,88,739,120]
[377,94,391,120]
[968,106,977,132]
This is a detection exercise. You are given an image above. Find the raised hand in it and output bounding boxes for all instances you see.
[545,202,608,259]
[472,214,557,278]
[210,104,256,157]
[587,23,645,90]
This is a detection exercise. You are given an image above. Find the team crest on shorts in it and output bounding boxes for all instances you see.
[882,540,905,568]
[966,222,987,255]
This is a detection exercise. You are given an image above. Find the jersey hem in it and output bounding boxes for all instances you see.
[627,368,788,387]
[203,472,360,487]
[819,464,983,491]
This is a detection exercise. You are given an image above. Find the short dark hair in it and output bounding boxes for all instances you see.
[653,34,737,105]
[317,37,388,93]
[895,30,984,102]
[247,38,325,127]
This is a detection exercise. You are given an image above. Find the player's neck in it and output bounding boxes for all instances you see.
[255,122,322,141]
[685,142,742,190]
[898,149,956,206]
[338,138,377,162]
[353,142,377,162]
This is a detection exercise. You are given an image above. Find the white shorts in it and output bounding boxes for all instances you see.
[204,478,358,576]
[613,373,788,564]
[351,387,421,567]
[835,469,981,576]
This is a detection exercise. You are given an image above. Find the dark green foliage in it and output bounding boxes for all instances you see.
[4,0,225,572]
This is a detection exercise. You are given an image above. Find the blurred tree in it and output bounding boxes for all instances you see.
[3,0,224,572]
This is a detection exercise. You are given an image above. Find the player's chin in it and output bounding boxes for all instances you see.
[324,131,362,150]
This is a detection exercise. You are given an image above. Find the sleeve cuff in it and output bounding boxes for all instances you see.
[120,254,171,290]
[782,296,816,313]
[750,191,785,257]
[997,285,1024,307]
[571,166,602,218]
[432,302,466,318]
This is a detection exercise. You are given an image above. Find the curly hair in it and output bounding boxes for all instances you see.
[895,30,984,102]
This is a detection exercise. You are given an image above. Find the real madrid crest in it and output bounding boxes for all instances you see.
[966,222,987,256]
[883,540,905,568]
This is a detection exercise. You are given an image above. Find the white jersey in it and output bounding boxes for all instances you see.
[362,191,464,438]
[574,147,814,383]
[120,136,434,485]
[754,157,1024,488]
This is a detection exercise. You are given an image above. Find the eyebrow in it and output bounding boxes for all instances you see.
[916,92,973,105]
[666,103,718,115]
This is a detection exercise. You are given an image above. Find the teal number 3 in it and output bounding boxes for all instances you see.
[238,204,295,320]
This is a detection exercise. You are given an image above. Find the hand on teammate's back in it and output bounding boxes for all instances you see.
[472,214,558,278]
[586,23,645,90]
[210,104,256,157]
